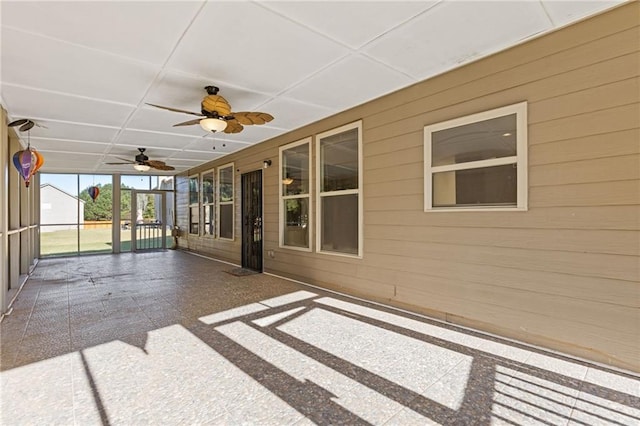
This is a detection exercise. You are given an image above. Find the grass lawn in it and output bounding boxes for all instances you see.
[41,227,173,256]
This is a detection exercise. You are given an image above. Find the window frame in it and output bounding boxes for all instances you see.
[315,121,363,258]
[216,163,234,241]
[201,168,215,238]
[279,137,312,252]
[188,174,200,235]
[424,102,528,212]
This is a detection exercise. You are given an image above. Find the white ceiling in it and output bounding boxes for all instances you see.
[1,0,624,175]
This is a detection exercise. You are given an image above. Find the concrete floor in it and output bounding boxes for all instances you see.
[1,251,638,425]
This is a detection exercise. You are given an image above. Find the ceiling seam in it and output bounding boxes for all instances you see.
[1,82,137,108]
[538,0,558,27]
[250,0,442,106]
[29,136,112,145]
[10,116,120,130]
[355,0,445,51]
[249,0,364,109]
[253,1,357,52]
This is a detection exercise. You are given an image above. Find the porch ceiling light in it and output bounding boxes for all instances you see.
[200,117,228,133]
[133,163,151,172]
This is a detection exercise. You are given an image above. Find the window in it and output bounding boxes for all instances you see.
[279,138,311,250]
[188,175,199,234]
[424,102,528,211]
[217,164,234,240]
[316,121,362,257]
[202,170,215,236]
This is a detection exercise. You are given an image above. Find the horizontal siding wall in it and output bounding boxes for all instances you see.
[176,3,640,371]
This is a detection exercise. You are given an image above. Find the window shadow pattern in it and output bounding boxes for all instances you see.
[1,253,638,425]
[188,294,640,426]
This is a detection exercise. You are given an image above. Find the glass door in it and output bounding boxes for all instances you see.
[131,190,166,251]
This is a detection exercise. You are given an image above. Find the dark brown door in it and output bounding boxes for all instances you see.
[241,170,263,272]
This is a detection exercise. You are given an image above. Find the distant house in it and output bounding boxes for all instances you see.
[40,184,85,232]
[154,177,175,229]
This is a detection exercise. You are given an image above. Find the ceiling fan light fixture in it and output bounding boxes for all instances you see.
[133,163,151,172]
[200,117,227,133]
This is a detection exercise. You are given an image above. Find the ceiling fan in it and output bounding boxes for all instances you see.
[105,148,175,172]
[146,86,274,134]
[8,118,47,132]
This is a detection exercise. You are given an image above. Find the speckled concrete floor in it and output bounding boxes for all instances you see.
[1,251,638,425]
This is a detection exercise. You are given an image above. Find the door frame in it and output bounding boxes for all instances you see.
[241,169,264,272]
[131,189,166,252]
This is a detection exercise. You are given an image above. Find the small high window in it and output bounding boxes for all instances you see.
[217,164,234,240]
[279,138,312,250]
[424,102,528,211]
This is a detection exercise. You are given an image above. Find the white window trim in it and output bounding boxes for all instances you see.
[188,174,200,235]
[424,102,528,212]
[217,162,234,241]
[315,121,363,258]
[201,168,216,238]
[279,137,313,252]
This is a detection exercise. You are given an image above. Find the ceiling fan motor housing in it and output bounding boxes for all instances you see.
[135,148,148,164]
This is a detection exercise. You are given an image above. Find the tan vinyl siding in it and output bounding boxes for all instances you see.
[175,2,640,371]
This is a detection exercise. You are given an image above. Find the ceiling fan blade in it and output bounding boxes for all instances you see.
[146,160,175,171]
[223,119,243,134]
[20,121,35,131]
[8,118,29,127]
[173,118,202,127]
[146,103,204,117]
[201,94,232,116]
[111,156,134,163]
[231,112,274,126]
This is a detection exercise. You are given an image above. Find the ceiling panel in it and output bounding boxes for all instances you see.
[181,140,250,156]
[284,54,415,110]
[165,158,216,167]
[258,97,335,131]
[146,72,273,113]
[261,1,438,49]
[363,1,552,80]
[107,145,180,160]
[166,1,350,94]
[18,121,119,144]
[1,1,203,65]
[29,138,111,155]
[127,107,208,137]
[220,125,286,145]
[0,1,624,175]
[116,129,199,149]
[1,28,160,103]
[168,149,228,161]
[2,84,135,128]
[37,151,104,173]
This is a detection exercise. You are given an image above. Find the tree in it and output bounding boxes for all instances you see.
[79,183,133,222]
[79,183,113,221]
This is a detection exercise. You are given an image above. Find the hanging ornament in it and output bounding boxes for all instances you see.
[30,147,44,175]
[12,149,36,187]
[88,186,100,202]
[10,125,45,188]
